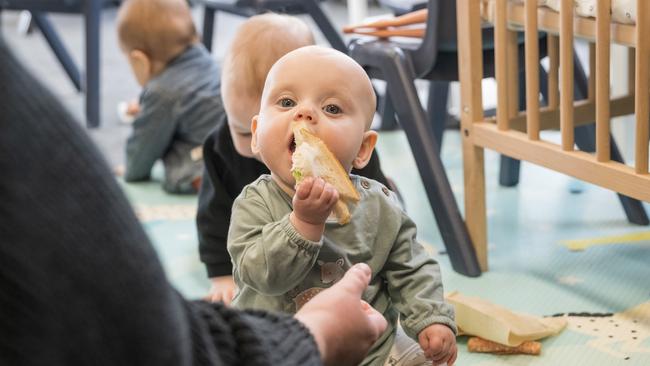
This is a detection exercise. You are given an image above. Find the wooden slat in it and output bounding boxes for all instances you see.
[507,30,520,118]
[560,0,574,151]
[507,3,637,47]
[548,35,560,109]
[525,0,540,140]
[596,0,611,162]
[635,0,650,174]
[495,0,509,130]
[588,43,596,101]
[503,95,635,132]
[628,48,636,95]
[457,0,487,271]
[473,123,650,202]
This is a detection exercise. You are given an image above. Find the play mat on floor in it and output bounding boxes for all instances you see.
[118,131,650,365]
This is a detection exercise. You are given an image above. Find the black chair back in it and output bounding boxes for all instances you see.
[216,0,324,14]
[409,0,440,76]
[405,0,496,79]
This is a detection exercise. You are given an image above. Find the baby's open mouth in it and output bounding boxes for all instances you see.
[289,134,296,154]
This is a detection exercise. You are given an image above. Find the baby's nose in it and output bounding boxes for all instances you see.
[293,107,316,122]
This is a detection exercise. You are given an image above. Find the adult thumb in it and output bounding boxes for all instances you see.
[336,263,372,296]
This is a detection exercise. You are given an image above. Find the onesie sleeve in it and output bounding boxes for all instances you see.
[382,209,457,339]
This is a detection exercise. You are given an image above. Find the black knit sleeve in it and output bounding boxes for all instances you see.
[0,37,322,366]
[0,38,191,366]
[190,301,322,366]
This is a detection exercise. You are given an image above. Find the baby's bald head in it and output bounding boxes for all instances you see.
[263,46,376,129]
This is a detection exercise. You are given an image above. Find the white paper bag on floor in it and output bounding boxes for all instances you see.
[446,291,567,347]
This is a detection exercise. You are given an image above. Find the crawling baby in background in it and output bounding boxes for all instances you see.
[227,45,457,366]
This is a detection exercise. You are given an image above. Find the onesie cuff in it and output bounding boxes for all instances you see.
[279,214,322,255]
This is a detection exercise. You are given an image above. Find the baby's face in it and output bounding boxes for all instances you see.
[251,46,375,192]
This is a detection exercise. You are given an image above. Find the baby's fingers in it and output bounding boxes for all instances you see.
[308,178,325,200]
[429,339,451,364]
[295,177,314,200]
[445,344,458,366]
[320,184,339,206]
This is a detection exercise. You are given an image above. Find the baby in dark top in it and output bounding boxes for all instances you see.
[196,13,390,302]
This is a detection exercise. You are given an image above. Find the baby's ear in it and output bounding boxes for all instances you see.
[128,49,152,85]
[250,115,261,155]
[352,130,378,170]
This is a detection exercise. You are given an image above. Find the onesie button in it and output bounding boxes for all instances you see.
[382,187,390,196]
[361,180,370,189]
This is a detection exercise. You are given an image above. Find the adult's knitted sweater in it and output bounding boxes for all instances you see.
[0,37,321,366]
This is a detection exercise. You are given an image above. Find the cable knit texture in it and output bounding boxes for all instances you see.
[0,37,321,366]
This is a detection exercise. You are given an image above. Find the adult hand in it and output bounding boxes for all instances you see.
[205,275,237,305]
[295,263,387,366]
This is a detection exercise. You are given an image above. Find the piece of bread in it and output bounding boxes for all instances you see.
[467,337,541,355]
[291,125,360,224]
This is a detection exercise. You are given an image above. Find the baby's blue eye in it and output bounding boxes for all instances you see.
[324,104,341,114]
[279,98,296,108]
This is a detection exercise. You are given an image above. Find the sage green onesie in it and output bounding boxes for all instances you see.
[228,174,456,365]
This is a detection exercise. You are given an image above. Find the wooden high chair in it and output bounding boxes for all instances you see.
[348,0,647,273]
[457,0,650,270]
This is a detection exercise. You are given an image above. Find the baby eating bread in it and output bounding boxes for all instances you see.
[227,45,457,366]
